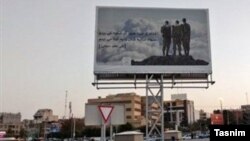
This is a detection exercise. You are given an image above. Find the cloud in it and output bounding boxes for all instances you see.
[189,21,210,61]
[97,18,162,64]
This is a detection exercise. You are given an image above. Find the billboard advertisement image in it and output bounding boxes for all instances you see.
[94,7,212,77]
[211,113,224,125]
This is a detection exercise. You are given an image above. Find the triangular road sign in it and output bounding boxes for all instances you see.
[98,105,114,123]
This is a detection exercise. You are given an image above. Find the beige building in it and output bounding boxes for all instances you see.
[87,92,145,127]
[0,112,22,137]
[141,96,160,121]
[199,109,209,120]
[33,109,58,123]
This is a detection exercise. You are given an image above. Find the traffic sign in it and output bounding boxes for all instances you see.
[98,105,114,123]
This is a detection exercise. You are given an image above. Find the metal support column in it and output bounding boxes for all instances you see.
[92,73,215,141]
[160,75,164,141]
[146,74,149,140]
[146,74,165,141]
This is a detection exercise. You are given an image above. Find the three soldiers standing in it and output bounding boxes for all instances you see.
[161,18,191,56]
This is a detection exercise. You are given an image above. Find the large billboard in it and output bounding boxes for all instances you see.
[94,7,212,78]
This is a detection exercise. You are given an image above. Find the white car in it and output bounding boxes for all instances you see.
[182,134,192,140]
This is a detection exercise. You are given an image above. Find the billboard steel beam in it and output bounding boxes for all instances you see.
[145,74,165,141]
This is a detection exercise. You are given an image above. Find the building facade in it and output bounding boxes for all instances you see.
[33,109,59,138]
[164,94,195,126]
[0,112,22,137]
[199,109,210,121]
[241,105,250,124]
[87,92,145,127]
[141,96,160,122]
[33,109,58,123]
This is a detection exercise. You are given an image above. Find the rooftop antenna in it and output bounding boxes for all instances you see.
[63,90,68,119]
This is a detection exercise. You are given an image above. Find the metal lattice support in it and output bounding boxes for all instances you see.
[92,73,215,141]
[146,74,165,141]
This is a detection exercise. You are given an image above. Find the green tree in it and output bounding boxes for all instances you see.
[117,122,134,132]
[82,127,101,137]
[5,128,14,137]
[19,128,27,138]
[59,118,85,139]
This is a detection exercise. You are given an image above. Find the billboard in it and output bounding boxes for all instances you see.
[94,7,212,79]
[211,113,224,125]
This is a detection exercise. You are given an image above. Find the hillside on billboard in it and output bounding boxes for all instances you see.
[94,7,212,76]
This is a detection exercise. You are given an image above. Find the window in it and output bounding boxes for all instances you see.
[126,108,131,111]
[126,116,131,119]
[135,108,141,112]
[172,102,176,106]
[135,100,141,104]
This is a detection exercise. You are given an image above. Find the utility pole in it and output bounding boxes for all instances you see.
[69,101,75,141]
[227,110,229,125]
[71,114,75,141]
[220,100,223,112]
[69,101,72,118]
[64,90,68,119]
[73,118,76,140]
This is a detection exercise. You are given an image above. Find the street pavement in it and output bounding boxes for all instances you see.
[186,138,209,141]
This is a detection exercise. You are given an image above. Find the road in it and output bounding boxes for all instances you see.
[186,138,209,141]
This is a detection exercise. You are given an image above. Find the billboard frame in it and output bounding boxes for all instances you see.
[92,6,215,141]
[94,6,213,80]
[92,74,215,141]
[92,73,215,89]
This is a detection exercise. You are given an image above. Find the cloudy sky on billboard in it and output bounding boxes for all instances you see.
[96,7,210,65]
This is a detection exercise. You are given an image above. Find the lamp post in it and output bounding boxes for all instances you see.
[218,98,223,113]
[218,98,224,124]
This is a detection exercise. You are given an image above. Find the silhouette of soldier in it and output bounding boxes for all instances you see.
[181,18,191,56]
[172,20,182,56]
[161,20,172,56]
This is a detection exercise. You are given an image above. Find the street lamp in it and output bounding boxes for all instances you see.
[218,98,224,112]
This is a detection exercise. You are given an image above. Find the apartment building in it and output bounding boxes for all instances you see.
[164,94,195,126]
[0,112,22,137]
[33,109,58,123]
[87,92,145,127]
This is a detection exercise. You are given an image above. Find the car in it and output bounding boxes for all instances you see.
[198,133,210,138]
[143,137,157,141]
[182,134,192,140]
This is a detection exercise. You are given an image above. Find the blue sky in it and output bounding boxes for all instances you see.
[1,0,250,119]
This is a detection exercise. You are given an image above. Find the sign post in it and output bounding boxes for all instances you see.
[98,105,114,141]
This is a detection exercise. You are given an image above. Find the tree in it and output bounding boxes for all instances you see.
[5,128,14,137]
[137,125,146,135]
[59,118,85,139]
[117,122,134,132]
[82,127,101,137]
[19,128,27,138]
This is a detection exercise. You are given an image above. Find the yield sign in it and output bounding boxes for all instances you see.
[98,105,114,123]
